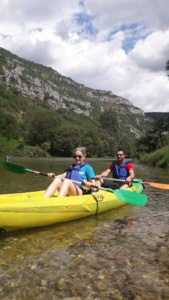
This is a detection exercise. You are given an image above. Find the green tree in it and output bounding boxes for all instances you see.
[50,125,86,156]
[99,107,119,140]
[83,130,101,157]
[0,111,20,140]
[136,117,169,154]
[26,110,62,146]
[107,136,118,157]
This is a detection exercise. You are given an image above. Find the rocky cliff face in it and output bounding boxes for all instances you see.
[0,48,145,118]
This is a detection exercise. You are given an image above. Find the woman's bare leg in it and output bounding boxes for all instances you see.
[58,179,82,197]
[43,178,63,197]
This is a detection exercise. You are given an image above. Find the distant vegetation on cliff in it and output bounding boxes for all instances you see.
[1,47,169,165]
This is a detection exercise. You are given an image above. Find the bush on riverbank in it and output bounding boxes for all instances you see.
[0,136,48,158]
[139,146,169,167]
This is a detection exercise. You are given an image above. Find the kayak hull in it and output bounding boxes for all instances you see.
[0,182,144,232]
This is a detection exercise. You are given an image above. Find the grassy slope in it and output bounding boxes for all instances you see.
[0,136,46,158]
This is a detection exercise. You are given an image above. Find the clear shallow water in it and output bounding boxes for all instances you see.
[0,157,169,299]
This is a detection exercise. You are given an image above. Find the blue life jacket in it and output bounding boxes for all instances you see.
[112,160,130,180]
[65,164,85,188]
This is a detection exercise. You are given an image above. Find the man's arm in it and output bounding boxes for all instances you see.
[96,168,111,178]
[125,169,135,184]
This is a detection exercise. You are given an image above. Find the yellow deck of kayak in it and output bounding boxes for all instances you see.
[0,182,143,232]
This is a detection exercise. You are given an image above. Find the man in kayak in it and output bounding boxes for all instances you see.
[96,148,135,189]
[43,147,95,197]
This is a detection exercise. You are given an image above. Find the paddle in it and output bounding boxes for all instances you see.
[3,161,55,178]
[3,161,147,206]
[87,184,147,207]
[101,177,169,190]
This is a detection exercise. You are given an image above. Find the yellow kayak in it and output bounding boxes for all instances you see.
[0,181,145,232]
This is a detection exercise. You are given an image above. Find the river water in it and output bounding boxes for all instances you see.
[0,157,169,300]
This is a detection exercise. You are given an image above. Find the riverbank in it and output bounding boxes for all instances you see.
[1,136,169,168]
[0,136,48,158]
[139,146,169,168]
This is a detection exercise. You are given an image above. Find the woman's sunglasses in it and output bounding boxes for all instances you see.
[73,155,82,159]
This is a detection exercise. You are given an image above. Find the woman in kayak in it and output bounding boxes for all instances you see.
[43,147,96,198]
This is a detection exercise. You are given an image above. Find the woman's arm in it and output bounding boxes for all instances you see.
[47,172,66,180]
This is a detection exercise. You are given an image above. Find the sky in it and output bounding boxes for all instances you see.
[0,0,169,112]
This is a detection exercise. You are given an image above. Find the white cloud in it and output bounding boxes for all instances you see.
[0,0,169,112]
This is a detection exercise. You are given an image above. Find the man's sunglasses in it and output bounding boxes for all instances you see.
[73,155,82,159]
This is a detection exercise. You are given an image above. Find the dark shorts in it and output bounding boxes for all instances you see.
[102,179,120,190]
[77,186,91,195]
[82,189,91,195]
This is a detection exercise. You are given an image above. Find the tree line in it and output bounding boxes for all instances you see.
[0,83,136,157]
[3,102,169,159]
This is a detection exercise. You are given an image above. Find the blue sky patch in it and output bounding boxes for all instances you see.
[74,13,98,36]
[106,22,150,53]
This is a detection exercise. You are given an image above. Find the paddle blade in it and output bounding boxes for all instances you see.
[109,189,147,206]
[3,161,32,174]
[143,182,169,190]
[121,190,147,206]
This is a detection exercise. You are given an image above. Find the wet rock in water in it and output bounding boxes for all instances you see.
[115,215,135,226]
[0,206,169,299]
[64,297,82,300]
[0,274,12,286]
[57,278,67,290]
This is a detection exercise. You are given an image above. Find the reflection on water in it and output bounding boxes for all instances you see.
[0,203,133,261]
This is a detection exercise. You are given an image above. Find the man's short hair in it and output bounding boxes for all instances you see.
[116,147,125,154]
